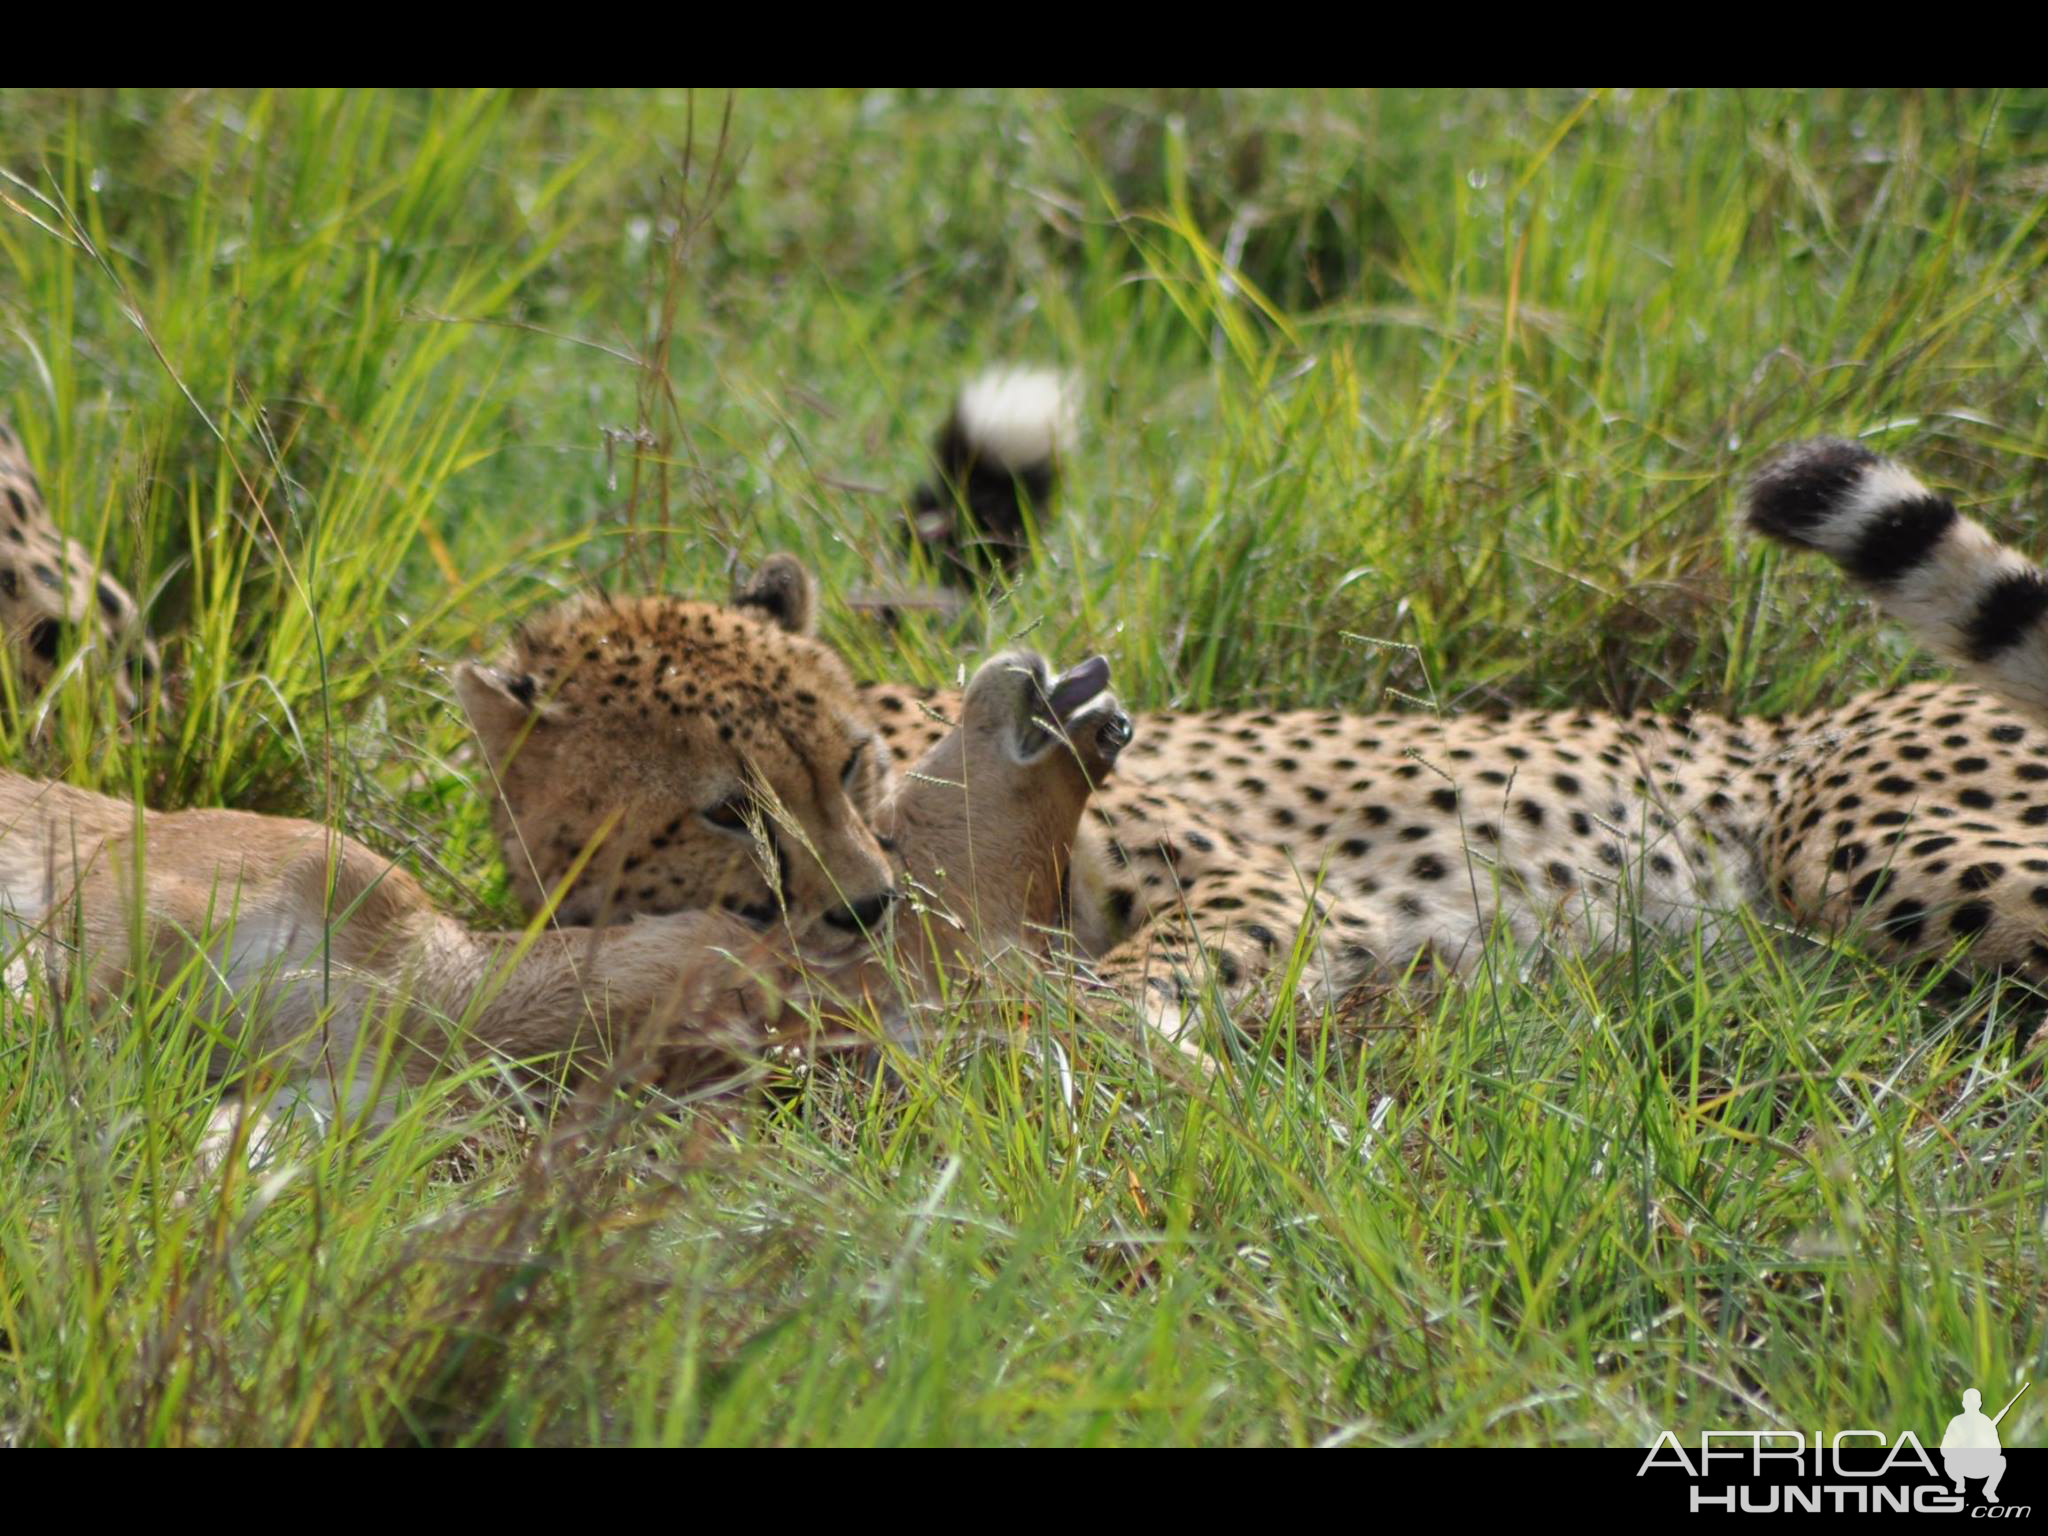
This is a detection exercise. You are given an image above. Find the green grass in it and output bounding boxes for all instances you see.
[2,87,2046,1446]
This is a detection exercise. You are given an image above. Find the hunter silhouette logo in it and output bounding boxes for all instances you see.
[1942,1383,2027,1505]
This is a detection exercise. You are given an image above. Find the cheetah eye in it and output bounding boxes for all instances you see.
[701,794,751,833]
[841,743,866,789]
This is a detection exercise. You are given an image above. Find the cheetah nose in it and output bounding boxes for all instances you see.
[824,888,897,933]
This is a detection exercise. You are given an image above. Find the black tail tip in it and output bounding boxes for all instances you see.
[1746,437,1883,547]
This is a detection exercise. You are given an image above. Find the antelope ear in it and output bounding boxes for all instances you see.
[733,553,817,636]
[454,661,549,761]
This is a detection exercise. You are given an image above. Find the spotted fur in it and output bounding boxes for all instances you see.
[862,676,2048,1038]
[456,556,898,936]
[0,421,159,717]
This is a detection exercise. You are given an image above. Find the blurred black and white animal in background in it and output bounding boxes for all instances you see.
[904,368,1077,586]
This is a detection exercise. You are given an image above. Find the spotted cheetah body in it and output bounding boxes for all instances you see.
[864,675,2048,1014]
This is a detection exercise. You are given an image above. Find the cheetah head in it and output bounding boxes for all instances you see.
[455,555,897,943]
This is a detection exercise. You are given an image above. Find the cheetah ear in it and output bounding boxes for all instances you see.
[732,553,817,636]
[454,661,551,761]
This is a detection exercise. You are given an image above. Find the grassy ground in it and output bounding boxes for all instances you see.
[2,88,2046,1446]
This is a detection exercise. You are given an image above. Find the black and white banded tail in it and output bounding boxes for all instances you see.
[1747,438,2048,720]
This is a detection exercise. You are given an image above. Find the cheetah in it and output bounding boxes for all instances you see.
[861,668,2048,1036]
[852,439,2048,1036]
[0,421,159,717]
[488,423,2048,1047]
[0,629,1131,1117]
